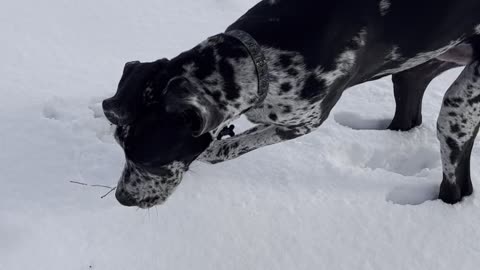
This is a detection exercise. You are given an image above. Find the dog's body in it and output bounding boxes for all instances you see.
[104,0,480,208]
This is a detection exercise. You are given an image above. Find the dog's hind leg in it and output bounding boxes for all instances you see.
[437,58,480,204]
[389,59,459,131]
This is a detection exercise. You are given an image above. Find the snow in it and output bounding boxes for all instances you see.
[1,1,480,270]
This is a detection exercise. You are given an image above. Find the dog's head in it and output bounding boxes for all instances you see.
[103,59,223,208]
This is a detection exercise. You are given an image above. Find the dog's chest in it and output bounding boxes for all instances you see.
[244,46,348,127]
[245,80,327,128]
[246,95,323,127]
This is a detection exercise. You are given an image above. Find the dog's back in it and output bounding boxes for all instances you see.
[229,0,480,82]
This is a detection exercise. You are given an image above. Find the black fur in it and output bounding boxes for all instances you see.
[389,59,459,131]
[104,0,480,208]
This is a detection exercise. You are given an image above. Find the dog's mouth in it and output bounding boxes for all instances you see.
[115,184,168,208]
[114,160,187,208]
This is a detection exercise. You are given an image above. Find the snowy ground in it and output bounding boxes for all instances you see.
[2,1,480,270]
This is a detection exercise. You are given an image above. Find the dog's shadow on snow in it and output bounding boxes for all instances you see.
[333,111,391,130]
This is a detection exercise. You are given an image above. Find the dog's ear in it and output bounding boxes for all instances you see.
[122,61,140,79]
[103,58,169,125]
[163,76,223,137]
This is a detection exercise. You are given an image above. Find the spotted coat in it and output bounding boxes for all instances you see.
[105,0,480,207]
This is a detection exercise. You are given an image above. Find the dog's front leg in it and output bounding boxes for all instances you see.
[198,124,309,164]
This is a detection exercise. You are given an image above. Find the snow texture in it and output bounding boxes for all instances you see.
[1,1,480,270]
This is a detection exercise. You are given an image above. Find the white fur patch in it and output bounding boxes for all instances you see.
[319,50,357,87]
[386,46,401,61]
[353,28,368,47]
[475,24,480,35]
[318,29,367,86]
[379,0,391,16]
[377,40,462,77]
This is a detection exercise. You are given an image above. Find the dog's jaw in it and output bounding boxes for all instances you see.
[115,160,187,208]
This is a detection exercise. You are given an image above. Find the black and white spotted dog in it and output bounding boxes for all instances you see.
[103,0,480,208]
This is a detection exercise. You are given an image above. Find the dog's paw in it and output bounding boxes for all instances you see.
[196,155,224,164]
[197,150,224,164]
[197,140,229,164]
[197,158,224,165]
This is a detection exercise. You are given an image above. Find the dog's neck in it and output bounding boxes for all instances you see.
[168,34,261,129]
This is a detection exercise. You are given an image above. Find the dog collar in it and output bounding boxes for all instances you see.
[208,30,269,141]
[224,30,269,106]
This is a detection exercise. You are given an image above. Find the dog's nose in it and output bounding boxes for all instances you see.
[102,98,134,126]
[115,189,137,207]
[102,99,122,125]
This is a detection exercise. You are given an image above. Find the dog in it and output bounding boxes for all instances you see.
[103,0,480,208]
